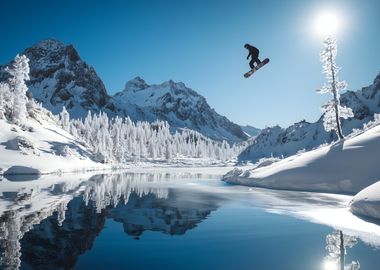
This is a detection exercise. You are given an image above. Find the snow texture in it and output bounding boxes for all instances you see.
[0,108,103,176]
[223,123,380,194]
[350,181,380,220]
[239,72,380,163]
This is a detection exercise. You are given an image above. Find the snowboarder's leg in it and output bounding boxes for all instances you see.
[249,58,255,69]
[250,50,260,68]
[255,58,262,65]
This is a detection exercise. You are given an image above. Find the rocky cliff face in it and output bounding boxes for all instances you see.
[11,39,113,117]
[239,73,380,163]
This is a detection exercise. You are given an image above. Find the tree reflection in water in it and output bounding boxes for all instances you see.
[324,230,360,270]
[0,172,222,269]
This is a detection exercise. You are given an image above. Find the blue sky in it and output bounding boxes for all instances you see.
[1,0,379,128]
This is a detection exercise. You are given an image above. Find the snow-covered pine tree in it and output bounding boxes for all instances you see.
[6,54,30,124]
[63,108,242,163]
[318,36,353,139]
[0,82,11,119]
[59,106,70,131]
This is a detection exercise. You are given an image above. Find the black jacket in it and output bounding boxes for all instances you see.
[246,45,259,59]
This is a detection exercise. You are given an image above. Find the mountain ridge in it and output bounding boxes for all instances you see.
[0,39,249,142]
[239,72,380,163]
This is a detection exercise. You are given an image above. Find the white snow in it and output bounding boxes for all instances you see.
[0,108,105,176]
[112,77,248,142]
[223,124,380,195]
[350,181,380,220]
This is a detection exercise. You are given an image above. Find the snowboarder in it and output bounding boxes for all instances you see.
[244,43,261,69]
[243,43,270,78]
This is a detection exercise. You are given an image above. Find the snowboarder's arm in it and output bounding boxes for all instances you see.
[246,52,251,59]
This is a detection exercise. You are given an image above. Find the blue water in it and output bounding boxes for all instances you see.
[76,206,331,270]
[0,172,378,270]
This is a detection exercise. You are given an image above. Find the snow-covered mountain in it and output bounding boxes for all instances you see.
[0,39,248,142]
[239,72,380,163]
[240,125,261,137]
[0,39,113,118]
[112,77,248,142]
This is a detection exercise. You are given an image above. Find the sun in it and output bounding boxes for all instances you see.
[314,11,341,37]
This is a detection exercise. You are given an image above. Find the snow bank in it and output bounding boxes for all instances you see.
[223,124,380,194]
[0,109,105,175]
[350,181,380,220]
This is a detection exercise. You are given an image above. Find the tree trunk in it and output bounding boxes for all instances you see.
[340,230,345,270]
[329,49,344,139]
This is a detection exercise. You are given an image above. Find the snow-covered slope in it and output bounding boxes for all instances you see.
[112,77,248,142]
[1,39,248,142]
[239,72,380,163]
[223,123,380,194]
[350,181,380,220]
[0,106,103,176]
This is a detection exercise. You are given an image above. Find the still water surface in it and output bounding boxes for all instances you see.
[0,171,379,270]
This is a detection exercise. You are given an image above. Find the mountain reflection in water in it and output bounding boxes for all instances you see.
[0,172,222,269]
[0,171,379,270]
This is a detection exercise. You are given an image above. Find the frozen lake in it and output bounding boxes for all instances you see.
[0,170,379,270]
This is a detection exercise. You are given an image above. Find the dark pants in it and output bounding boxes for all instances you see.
[249,50,261,69]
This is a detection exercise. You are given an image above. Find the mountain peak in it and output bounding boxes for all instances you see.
[29,39,65,52]
[124,76,149,92]
[12,39,110,118]
[160,80,186,90]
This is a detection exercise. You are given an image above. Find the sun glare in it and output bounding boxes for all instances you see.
[323,259,338,270]
[314,11,341,37]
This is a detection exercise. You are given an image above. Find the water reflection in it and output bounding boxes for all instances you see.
[0,172,223,269]
[323,230,360,270]
[0,172,379,269]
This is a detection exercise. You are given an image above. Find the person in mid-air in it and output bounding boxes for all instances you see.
[244,43,261,69]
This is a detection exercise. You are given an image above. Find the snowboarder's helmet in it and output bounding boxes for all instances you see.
[244,44,249,48]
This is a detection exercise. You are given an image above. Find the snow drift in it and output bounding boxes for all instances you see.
[350,181,380,220]
[223,124,380,195]
[239,72,380,163]
[0,106,102,176]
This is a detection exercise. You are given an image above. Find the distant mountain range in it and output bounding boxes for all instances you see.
[240,125,261,137]
[0,39,249,142]
[3,38,378,159]
[239,72,380,163]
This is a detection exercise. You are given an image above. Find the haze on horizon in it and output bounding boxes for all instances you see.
[0,0,379,128]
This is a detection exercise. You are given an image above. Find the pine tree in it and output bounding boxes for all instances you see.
[6,54,30,124]
[0,82,11,119]
[318,37,353,139]
[59,106,70,131]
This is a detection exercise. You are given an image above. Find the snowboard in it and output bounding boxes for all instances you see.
[244,58,270,78]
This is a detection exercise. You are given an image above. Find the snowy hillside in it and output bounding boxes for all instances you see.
[0,39,247,142]
[239,72,380,163]
[0,107,102,176]
[223,123,380,195]
[112,77,248,142]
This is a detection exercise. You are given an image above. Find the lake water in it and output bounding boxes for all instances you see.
[0,171,379,270]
